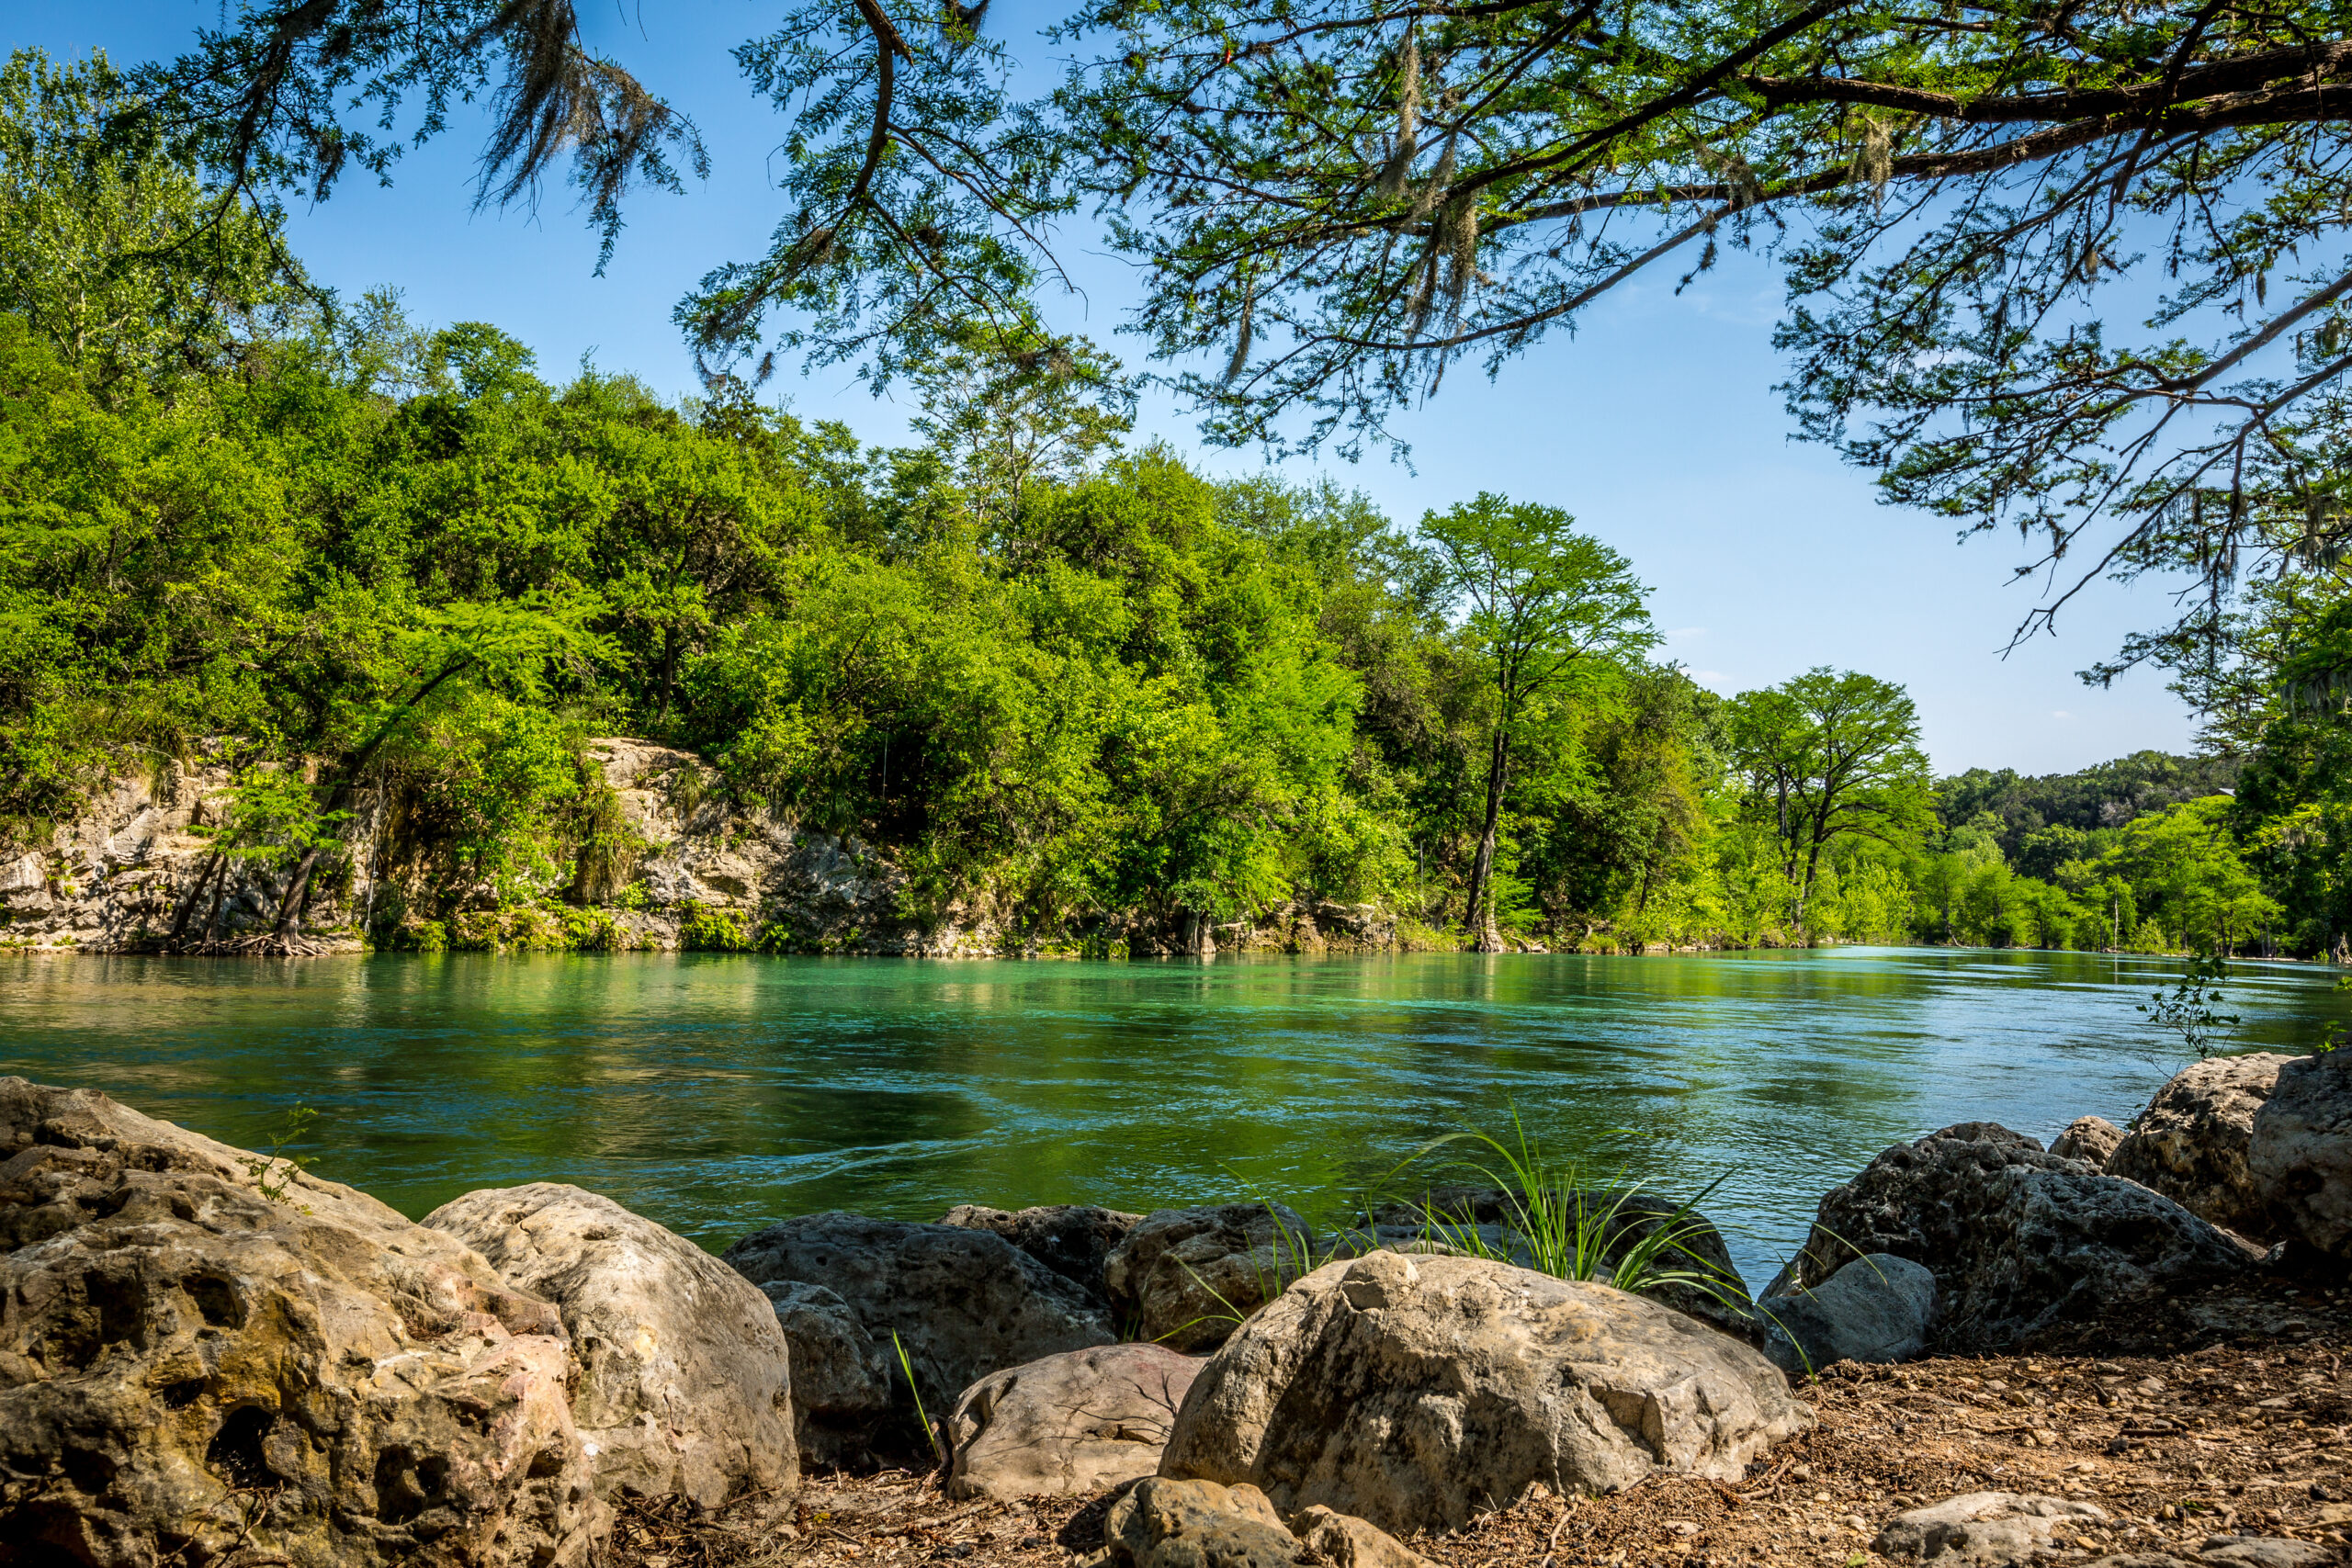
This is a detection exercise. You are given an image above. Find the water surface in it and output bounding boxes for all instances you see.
[4,946,2341,1287]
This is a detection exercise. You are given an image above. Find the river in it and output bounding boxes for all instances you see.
[4,946,2342,1287]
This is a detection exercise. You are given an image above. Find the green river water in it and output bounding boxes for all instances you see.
[4,946,2344,1288]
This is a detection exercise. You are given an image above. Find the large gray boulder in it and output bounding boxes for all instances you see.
[2051,1117,2125,1167]
[1758,1253,1937,1377]
[2249,1048,2352,1258]
[944,1342,1203,1500]
[1369,1185,1754,1336]
[0,1078,604,1568]
[721,1214,1114,1414]
[1873,1492,2109,1565]
[756,1280,896,1468]
[1104,1203,1316,1352]
[1159,1250,1809,1534]
[1775,1123,2261,1353]
[2109,1055,2293,1239]
[938,1203,1140,1307]
[424,1183,797,1507]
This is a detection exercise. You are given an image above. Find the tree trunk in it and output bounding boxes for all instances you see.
[1465,728,1510,953]
[169,852,225,948]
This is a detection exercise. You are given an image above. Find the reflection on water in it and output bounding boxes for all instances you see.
[5,947,2343,1287]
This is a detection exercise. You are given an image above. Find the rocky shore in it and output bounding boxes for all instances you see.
[2,1044,2346,1568]
[0,740,1417,958]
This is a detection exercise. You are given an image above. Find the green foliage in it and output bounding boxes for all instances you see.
[237,1103,318,1207]
[2138,954,2243,1065]
[6,55,2343,961]
[678,901,752,953]
[0,50,308,393]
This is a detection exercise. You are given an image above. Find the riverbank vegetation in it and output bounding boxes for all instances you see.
[1,49,2347,959]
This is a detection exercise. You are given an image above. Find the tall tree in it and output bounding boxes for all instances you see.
[1727,669,1931,934]
[1418,493,1651,951]
[0,49,305,390]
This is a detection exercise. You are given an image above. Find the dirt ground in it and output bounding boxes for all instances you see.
[610,1280,2352,1568]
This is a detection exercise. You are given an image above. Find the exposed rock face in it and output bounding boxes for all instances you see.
[1775,1124,2261,1353]
[944,1343,1202,1501]
[1105,1203,1317,1352]
[7,739,1427,955]
[938,1204,1141,1308]
[1872,1493,2109,1565]
[2249,1049,2352,1258]
[756,1280,897,1469]
[1759,1254,1938,1377]
[2109,1055,2293,1239]
[1158,1251,1809,1535]
[0,752,369,953]
[0,1078,603,1568]
[2051,1117,2125,1167]
[721,1214,1114,1416]
[1368,1186,1754,1336]
[424,1183,797,1507]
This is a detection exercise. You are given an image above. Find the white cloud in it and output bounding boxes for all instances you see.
[1667,626,1708,641]
[2051,710,2074,720]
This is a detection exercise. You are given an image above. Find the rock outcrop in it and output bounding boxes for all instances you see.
[2108,1055,2292,1239]
[1758,1253,1938,1377]
[939,1204,1140,1308]
[2051,1117,2125,1168]
[944,1343,1202,1501]
[2249,1049,2352,1258]
[424,1183,797,1507]
[0,1078,603,1568]
[756,1280,897,1469]
[1158,1250,1809,1534]
[1104,1203,1317,1352]
[722,1214,1114,1416]
[1774,1123,2261,1352]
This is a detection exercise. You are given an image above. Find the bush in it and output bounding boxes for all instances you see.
[679,900,751,952]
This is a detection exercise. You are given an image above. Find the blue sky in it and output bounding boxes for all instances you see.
[16,1,2208,773]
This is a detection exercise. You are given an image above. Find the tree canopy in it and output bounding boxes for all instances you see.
[131,0,2352,653]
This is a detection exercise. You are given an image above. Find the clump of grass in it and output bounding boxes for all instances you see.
[890,1330,944,1468]
[1380,1107,1752,1318]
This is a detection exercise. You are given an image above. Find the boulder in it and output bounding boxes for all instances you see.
[1104,1203,1316,1352]
[1289,1506,1440,1568]
[1775,1123,2261,1353]
[424,1183,797,1507]
[1758,1253,1937,1377]
[944,1343,1203,1501]
[721,1214,1114,1415]
[2109,1055,2293,1238]
[1367,1185,1755,1336]
[1103,1477,1300,1568]
[938,1204,1140,1307]
[2051,1117,2125,1167]
[1158,1250,1809,1535]
[2249,1049,2352,1258]
[757,1280,896,1469]
[0,1078,603,1568]
[1872,1492,2109,1566]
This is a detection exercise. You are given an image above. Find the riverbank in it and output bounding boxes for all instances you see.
[612,1323,2352,1568]
[6,1049,2345,1568]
